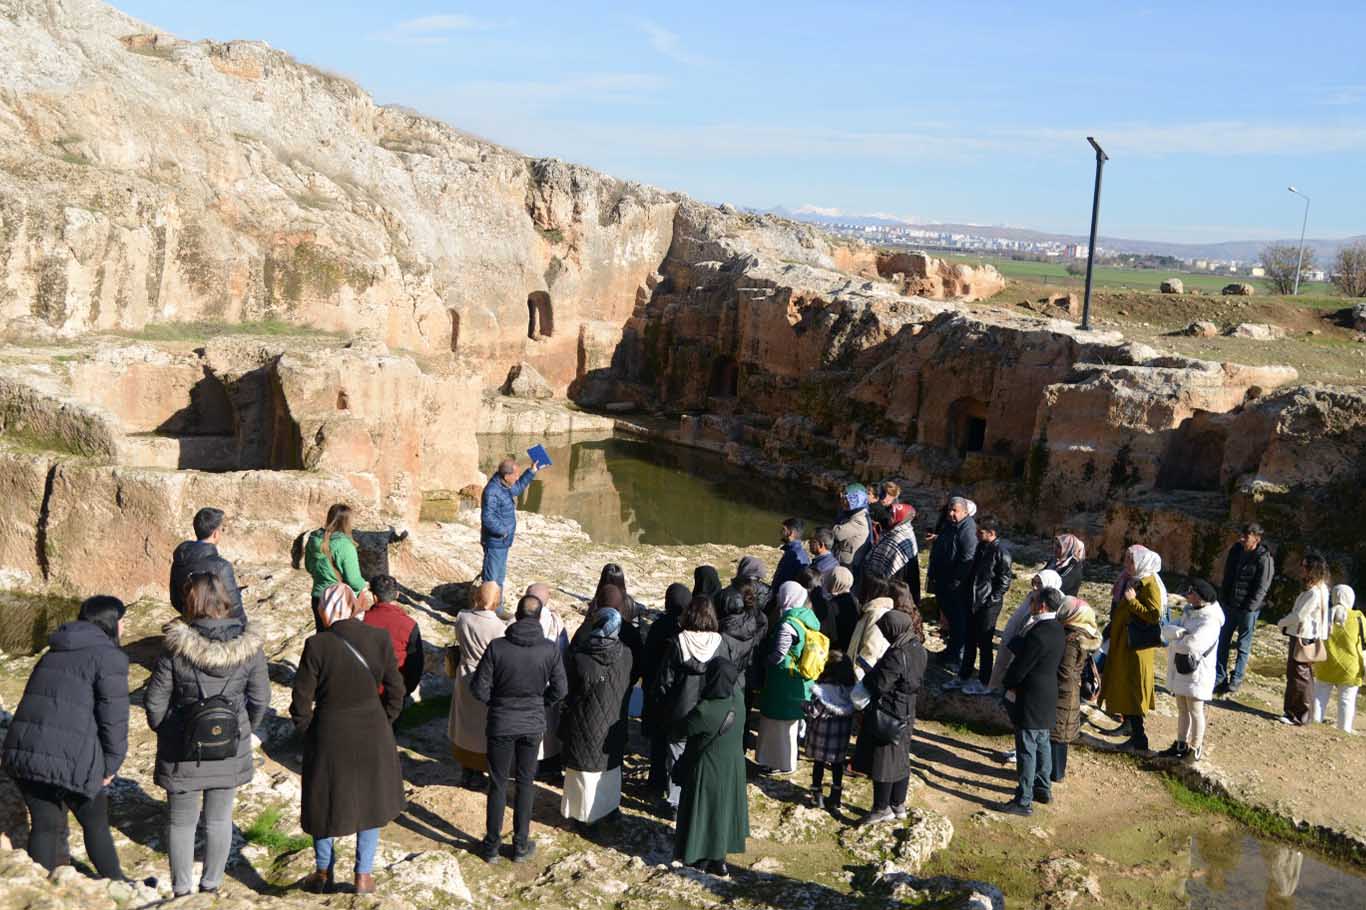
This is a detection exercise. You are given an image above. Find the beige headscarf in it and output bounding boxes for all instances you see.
[1057,596,1102,651]
[825,566,854,597]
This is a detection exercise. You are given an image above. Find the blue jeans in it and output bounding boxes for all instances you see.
[314,828,379,875]
[941,588,969,662]
[1215,609,1258,688]
[481,545,510,590]
[1014,728,1052,808]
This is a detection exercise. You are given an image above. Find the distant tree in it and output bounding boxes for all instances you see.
[1064,260,1087,277]
[1260,243,1317,294]
[1331,242,1366,297]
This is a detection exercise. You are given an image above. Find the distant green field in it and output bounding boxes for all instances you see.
[937,252,1336,298]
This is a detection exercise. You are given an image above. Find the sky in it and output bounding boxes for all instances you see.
[113,1,1366,244]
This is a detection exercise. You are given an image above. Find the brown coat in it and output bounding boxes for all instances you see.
[1099,576,1161,717]
[290,619,405,837]
[1051,629,1086,744]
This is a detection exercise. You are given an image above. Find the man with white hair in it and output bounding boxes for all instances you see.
[927,497,977,665]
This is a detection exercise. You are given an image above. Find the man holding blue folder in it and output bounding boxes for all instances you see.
[480,450,551,590]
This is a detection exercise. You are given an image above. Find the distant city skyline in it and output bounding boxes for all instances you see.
[112,1,1366,244]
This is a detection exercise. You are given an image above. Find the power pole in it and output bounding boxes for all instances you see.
[1080,137,1108,331]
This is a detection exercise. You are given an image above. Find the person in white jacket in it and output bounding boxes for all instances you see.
[1158,579,1225,762]
[1276,553,1332,726]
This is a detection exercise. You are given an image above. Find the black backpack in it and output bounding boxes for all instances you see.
[180,669,239,765]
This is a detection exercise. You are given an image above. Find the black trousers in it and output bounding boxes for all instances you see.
[959,606,1001,682]
[1050,741,1069,782]
[811,761,845,790]
[899,555,922,607]
[871,777,910,811]
[485,734,540,851]
[17,780,122,879]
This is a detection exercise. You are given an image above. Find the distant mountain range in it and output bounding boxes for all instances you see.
[763,207,1363,263]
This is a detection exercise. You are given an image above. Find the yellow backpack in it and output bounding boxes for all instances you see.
[793,618,830,682]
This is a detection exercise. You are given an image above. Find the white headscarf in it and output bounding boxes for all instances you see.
[1331,584,1357,626]
[778,580,808,614]
[1035,569,1063,592]
[965,499,978,517]
[1126,544,1170,609]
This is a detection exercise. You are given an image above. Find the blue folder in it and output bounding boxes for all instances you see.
[527,444,552,467]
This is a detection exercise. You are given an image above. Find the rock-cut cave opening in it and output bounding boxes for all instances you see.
[527,291,554,340]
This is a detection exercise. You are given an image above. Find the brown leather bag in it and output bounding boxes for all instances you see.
[1292,636,1327,664]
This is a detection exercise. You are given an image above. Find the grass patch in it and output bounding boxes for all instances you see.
[242,806,312,857]
[396,694,451,731]
[126,43,177,60]
[537,226,565,244]
[1160,774,1366,866]
[0,425,85,457]
[116,319,342,342]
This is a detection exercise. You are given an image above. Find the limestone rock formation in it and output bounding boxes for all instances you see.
[1354,302,1366,332]
[1181,320,1219,337]
[873,251,1007,301]
[1225,322,1286,340]
[1222,282,1256,296]
[1160,278,1184,294]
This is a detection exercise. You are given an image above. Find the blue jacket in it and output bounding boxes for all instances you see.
[771,539,812,592]
[481,470,536,549]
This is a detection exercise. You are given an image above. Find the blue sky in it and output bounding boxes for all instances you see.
[114,1,1365,244]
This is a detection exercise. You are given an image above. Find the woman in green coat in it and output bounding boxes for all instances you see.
[674,659,748,877]
[305,503,369,633]
[1099,544,1166,753]
[757,581,821,773]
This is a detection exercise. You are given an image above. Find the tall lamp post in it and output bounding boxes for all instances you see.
[1288,186,1310,295]
[1080,137,1108,331]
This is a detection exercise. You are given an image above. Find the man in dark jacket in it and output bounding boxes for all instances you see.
[770,518,811,593]
[2,596,129,878]
[1215,523,1274,696]
[927,497,977,665]
[479,456,546,591]
[472,594,568,863]
[999,588,1065,816]
[361,574,424,701]
[807,527,838,579]
[169,507,245,624]
[951,515,1013,693]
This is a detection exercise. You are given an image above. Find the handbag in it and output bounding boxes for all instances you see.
[1173,635,1216,676]
[868,704,908,746]
[1291,636,1327,664]
[671,708,735,786]
[1126,618,1164,651]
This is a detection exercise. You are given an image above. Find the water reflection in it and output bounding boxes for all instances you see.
[0,591,81,655]
[1187,833,1366,908]
[475,435,824,547]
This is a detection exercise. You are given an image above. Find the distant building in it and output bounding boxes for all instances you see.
[1303,268,1327,282]
[1248,265,1266,278]
[1066,243,1088,259]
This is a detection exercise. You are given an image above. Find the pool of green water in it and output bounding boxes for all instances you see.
[0,591,82,656]
[453,435,827,547]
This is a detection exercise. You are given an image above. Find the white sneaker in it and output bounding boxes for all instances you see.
[962,680,988,696]
[1000,749,1016,765]
[942,678,964,691]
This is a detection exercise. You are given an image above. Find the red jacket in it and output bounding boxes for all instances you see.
[362,601,423,698]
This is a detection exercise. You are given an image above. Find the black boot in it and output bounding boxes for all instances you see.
[810,785,825,810]
[827,785,843,812]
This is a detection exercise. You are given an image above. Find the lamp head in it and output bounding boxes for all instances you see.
[1288,185,1297,193]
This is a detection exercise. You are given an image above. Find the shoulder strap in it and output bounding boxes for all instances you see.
[696,708,736,754]
[338,634,375,680]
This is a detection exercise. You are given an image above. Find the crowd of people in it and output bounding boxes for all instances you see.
[2,466,1363,894]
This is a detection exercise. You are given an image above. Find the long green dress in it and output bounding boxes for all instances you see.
[675,687,749,864]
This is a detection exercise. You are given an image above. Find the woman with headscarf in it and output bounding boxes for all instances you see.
[1277,553,1332,726]
[824,567,862,652]
[1099,544,1166,753]
[988,570,1063,693]
[1313,585,1364,733]
[851,608,928,825]
[1051,596,1103,780]
[448,581,506,789]
[560,599,635,830]
[653,596,730,814]
[1046,533,1087,597]
[693,564,723,601]
[643,583,690,798]
[846,574,895,681]
[673,659,748,877]
[292,582,404,895]
[756,581,822,774]
[832,484,873,577]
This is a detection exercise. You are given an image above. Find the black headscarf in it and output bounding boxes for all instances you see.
[665,583,691,618]
[876,609,918,651]
[693,565,722,600]
[701,658,739,700]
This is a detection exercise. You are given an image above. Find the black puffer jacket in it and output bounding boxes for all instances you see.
[653,633,735,728]
[719,604,767,690]
[2,621,129,797]
[559,635,634,772]
[969,538,1014,614]
[144,617,270,792]
[169,541,246,624]
[471,617,568,739]
[1220,542,1275,614]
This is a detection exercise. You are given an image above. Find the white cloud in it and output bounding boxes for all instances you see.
[442,73,667,108]
[636,19,708,66]
[795,204,843,216]
[372,14,505,46]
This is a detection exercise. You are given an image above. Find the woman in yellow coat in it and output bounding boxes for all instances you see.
[1100,544,1166,753]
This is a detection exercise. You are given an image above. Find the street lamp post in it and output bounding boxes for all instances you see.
[1080,137,1108,331]
[1288,186,1310,295]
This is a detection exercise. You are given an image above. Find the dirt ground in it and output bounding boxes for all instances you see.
[968,280,1366,386]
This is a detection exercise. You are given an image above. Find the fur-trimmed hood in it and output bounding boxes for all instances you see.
[161,618,262,670]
